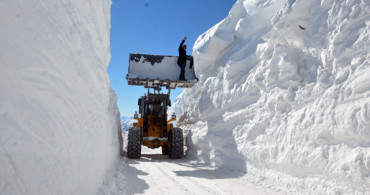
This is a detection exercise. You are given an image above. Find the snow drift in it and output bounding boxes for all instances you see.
[172,0,370,193]
[0,1,120,194]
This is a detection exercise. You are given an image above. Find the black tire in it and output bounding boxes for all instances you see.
[169,127,184,159]
[162,145,169,155]
[127,127,142,159]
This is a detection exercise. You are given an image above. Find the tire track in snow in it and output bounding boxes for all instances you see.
[133,156,190,194]
[150,160,219,194]
[131,154,217,194]
[118,149,282,195]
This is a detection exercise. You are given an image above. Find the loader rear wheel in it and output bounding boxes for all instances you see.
[162,145,169,155]
[127,127,141,159]
[169,127,183,159]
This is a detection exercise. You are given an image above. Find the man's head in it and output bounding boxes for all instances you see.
[183,45,187,50]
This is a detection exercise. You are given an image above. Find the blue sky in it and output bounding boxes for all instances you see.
[109,0,236,117]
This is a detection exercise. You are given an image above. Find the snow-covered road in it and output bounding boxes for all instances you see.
[99,148,282,194]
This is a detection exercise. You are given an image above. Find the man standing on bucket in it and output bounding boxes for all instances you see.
[177,36,187,81]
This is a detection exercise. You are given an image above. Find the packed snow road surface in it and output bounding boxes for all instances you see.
[98,148,282,194]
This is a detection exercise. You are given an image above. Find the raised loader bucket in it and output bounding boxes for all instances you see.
[126,54,198,89]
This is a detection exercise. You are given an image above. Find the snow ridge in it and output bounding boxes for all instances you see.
[172,0,370,193]
[0,1,119,194]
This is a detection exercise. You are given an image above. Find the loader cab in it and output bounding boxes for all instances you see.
[138,93,171,117]
[137,91,171,138]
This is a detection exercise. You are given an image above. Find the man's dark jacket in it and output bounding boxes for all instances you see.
[177,40,187,65]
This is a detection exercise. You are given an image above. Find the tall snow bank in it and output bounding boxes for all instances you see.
[173,0,370,193]
[0,1,120,194]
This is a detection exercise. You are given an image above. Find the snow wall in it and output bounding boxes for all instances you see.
[0,1,121,194]
[172,0,370,193]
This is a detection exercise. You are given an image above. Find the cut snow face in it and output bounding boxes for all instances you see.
[0,1,120,195]
[171,0,370,193]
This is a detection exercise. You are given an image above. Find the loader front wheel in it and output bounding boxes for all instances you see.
[169,127,183,159]
[127,127,141,159]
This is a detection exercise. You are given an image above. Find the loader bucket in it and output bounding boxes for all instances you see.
[126,54,198,89]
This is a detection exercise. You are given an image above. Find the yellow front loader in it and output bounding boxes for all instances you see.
[125,54,197,159]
